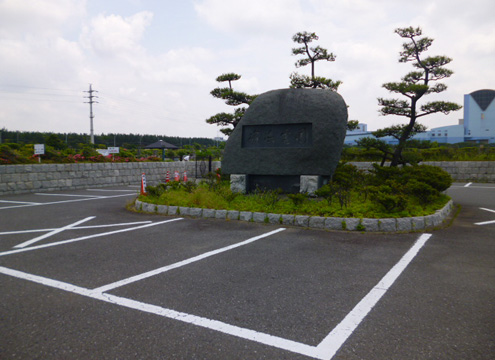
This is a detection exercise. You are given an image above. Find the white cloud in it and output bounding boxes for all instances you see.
[194,0,305,37]
[0,0,87,88]
[80,11,153,57]
[0,35,85,87]
[0,0,86,37]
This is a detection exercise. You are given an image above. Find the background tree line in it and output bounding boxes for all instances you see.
[0,128,218,150]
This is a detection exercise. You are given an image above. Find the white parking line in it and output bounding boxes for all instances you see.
[35,193,105,198]
[450,185,495,189]
[0,200,41,205]
[0,221,152,236]
[0,265,317,358]
[14,216,95,249]
[475,208,495,226]
[0,193,136,211]
[464,182,472,187]
[0,232,433,360]
[0,218,183,257]
[86,189,137,192]
[313,233,432,359]
[92,228,287,293]
[475,220,495,226]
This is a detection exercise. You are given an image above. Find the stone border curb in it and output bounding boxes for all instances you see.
[134,199,454,233]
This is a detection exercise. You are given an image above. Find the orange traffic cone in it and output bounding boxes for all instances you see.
[140,172,147,195]
[174,170,180,182]
[183,171,188,182]
[165,171,170,183]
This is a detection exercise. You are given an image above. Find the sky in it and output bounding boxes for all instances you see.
[1,0,494,140]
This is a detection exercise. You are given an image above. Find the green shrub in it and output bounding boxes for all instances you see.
[370,164,402,183]
[183,181,198,193]
[253,187,281,211]
[404,179,438,206]
[0,144,34,164]
[145,183,168,197]
[287,193,307,206]
[80,145,96,158]
[216,184,238,202]
[189,187,228,209]
[402,165,452,192]
[369,185,407,213]
[322,163,365,208]
[315,183,336,205]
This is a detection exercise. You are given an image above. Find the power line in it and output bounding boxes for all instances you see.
[0,84,82,93]
[0,97,81,103]
[0,89,79,97]
[0,88,83,103]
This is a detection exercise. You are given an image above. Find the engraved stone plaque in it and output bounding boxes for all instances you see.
[242,123,312,148]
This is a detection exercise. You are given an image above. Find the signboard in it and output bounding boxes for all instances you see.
[96,147,119,156]
[96,149,110,156]
[34,144,45,155]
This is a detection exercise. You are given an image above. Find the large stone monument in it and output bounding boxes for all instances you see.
[222,88,348,194]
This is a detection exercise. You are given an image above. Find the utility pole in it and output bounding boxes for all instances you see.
[84,84,98,144]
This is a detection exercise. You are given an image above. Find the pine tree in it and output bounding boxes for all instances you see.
[378,26,462,166]
[205,73,256,136]
[290,31,342,90]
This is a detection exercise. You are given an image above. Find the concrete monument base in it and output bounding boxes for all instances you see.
[230,174,328,195]
[230,174,248,194]
[300,175,328,195]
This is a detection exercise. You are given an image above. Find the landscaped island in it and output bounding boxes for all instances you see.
[137,163,453,232]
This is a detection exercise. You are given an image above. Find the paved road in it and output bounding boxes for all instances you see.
[0,184,493,359]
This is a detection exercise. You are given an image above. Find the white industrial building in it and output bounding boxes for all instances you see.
[344,89,495,145]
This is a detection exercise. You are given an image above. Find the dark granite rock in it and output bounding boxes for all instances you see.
[222,88,348,192]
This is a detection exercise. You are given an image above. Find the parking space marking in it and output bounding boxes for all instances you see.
[0,221,152,236]
[86,189,137,192]
[0,193,137,211]
[475,208,495,226]
[92,228,287,293]
[14,216,95,248]
[0,232,432,360]
[464,182,472,187]
[0,200,41,205]
[450,184,495,189]
[476,220,495,226]
[35,193,106,198]
[314,233,432,359]
[0,218,183,257]
[0,265,317,358]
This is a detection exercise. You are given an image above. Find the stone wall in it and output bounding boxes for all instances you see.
[0,161,493,196]
[0,161,221,195]
[348,161,495,182]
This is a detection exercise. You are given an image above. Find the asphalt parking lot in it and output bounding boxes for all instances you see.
[0,184,494,359]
